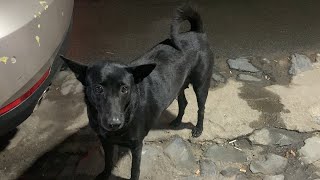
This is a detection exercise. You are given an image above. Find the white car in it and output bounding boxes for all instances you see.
[0,0,74,135]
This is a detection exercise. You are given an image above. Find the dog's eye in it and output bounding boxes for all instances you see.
[120,85,129,94]
[93,85,104,94]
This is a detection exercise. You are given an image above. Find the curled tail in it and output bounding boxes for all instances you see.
[170,3,204,49]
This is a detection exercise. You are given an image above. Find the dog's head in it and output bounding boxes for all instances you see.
[60,56,156,132]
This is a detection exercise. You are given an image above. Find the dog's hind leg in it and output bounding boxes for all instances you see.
[170,90,188,127]
[191,78,210,138]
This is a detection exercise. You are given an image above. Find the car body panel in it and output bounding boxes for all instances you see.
[0,0,74,108]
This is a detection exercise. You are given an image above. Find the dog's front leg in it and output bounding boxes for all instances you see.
[130,141,143,180]
[96,139,114,180]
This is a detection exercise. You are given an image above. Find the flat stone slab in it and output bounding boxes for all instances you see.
[298,136,320,164]
[164,137,197,172]
[250,154,288,175]
[205,144,247,163]
[227,58,260,72]
[113,144,184,180]
[249,127,302,146]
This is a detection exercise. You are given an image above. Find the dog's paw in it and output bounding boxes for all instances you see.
[169,118,182,128]
[191,127,203,138]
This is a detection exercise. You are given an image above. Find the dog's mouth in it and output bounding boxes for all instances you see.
[100,122,124,132]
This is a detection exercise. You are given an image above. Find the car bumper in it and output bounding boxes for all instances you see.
[0,21,72,136]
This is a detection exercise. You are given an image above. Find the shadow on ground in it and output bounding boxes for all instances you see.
[0,129,18,152]
[17,110,192,179]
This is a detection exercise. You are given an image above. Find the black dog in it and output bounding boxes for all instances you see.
[61,4,213,180]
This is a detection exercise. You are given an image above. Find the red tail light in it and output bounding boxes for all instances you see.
[0,68,51,116]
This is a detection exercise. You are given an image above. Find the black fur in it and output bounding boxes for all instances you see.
[61,4,213,180]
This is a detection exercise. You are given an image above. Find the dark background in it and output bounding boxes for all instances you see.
[66,0,320,64]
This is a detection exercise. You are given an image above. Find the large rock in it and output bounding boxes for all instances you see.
[250,154,288,175]
[266,68,320,132]
[248,128,302,146]
[289,53,313,75]
[205,145,247,163]
[164,137,197,172]
[298,136,320,164]
[227,58,260,73]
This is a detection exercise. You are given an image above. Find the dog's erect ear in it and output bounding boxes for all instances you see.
[126,63,156,84]
[60,55,88,85]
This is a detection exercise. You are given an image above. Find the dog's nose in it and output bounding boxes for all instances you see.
[108,118,121,130]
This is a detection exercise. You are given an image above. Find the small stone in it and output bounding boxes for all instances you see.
[200,159,217,177]
[250,153,288,175]
[248,127,301,146]
[212,72,226,83]
[205,145,247,163]
[164,137,197,171]
[239,168,246,173]
[263,174,285,180]
[289,53,313,75]
[263,58,271,63]
[227,58,260,72]
[237,74,261,82]
[298,136,320,164]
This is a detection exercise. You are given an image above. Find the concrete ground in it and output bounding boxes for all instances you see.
[1,0,320,180]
